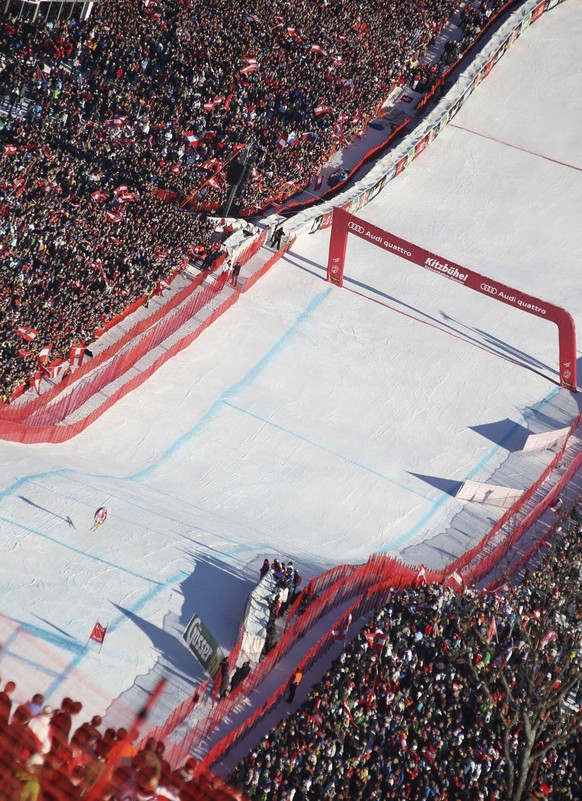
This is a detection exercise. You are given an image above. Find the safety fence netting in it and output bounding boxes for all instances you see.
[0,230,269,444]
[1,412,579,795]
[142,416,582,772]
[0,0,565,444]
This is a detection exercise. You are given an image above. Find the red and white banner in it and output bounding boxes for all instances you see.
[38,345,52,364]
[326,209,577,390]
[15,326,39,342]
[332,613,352,641]
[68,346,86,368]
[485,615,497,644]
[45,358,65,380]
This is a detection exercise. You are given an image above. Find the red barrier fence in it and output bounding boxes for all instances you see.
[166,416,582,771]
[0,262,238,443]
[444,415,582,584]
[486,492,582,591]
[0,228,278,444]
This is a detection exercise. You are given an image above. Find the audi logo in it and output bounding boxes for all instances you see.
[348,222,366,233]
[480,283,498,295]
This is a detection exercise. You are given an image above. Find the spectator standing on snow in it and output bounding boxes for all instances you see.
[270,225,285,250]
[230,262,242,287]
[259,558,270,578]
[286,667,303,703]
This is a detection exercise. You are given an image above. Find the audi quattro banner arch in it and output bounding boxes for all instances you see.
[326,208,577,391]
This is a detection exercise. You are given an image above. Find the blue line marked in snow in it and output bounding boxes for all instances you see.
[381,385,561,553]
[222,400,431,500]
[0,469,69,503]
[0,291,333,691]
[128,288,333,481]
[42,569,186,699]
[0,513,165,586]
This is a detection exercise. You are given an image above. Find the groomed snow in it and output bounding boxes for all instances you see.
[0,1,581,732]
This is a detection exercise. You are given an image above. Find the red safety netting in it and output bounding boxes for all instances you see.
[168,419,582,772]
[0,264,238,443]
[444,414,582,584]
[0,229,275,444]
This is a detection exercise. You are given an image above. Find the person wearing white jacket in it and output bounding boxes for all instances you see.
[28,705,54,755]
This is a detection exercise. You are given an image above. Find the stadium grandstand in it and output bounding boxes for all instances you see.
[0,0,506,406]
[0,505,580,800]
[2,1,95,23]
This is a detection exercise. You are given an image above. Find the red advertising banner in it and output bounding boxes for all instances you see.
[326,208,577,390]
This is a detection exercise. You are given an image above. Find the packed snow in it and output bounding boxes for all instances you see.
[0,2,580,740]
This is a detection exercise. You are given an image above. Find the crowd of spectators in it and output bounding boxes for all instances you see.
[1,512,580,800]
[0,0,509,401]
[230,514,582,801]
[0,685,241,800]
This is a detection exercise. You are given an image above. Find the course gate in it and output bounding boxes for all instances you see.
[327,208,577,391]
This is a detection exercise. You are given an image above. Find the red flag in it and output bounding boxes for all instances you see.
[184,131,202,145]
[314,105,333,116]
[332,613,352,641]
[303,710,325,728]
[540,629,557,649]
[91,189,109,201]
[485,615,497,644]
[500,645,514,669]
[445,571,466,593]
[13,178,27,196]
[240,63,259,75]
[68,345,86,368]
[46,357,65,380]
[363,629,387,652]
[105,210,123,223]
[5,144,17,156]
[117,190,140,202]
[89,621,107,644]
[38,345,52,364]
[32,371,43,395]
[15,326,39,342]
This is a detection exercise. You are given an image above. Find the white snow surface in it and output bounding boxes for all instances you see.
[0,2,581,734]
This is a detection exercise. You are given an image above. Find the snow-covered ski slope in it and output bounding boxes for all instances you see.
[0,1,580,722]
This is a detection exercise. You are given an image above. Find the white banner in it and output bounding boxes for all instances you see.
[456,480,524,508]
